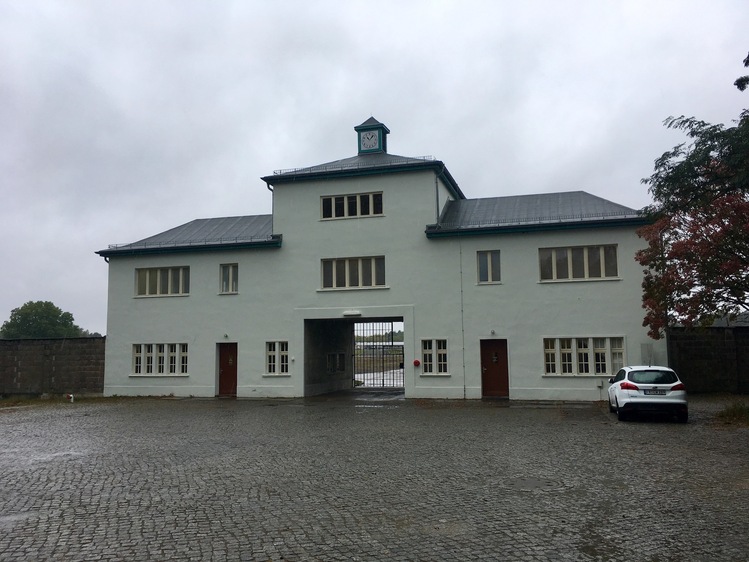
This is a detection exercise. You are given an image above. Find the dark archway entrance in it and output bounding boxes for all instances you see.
[303,317,404,396]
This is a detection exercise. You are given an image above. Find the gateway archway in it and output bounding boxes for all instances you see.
[303,317,404,396]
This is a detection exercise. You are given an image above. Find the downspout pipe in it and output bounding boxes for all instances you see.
[265,181,274,233]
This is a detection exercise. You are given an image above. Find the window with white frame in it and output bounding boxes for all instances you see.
[610,337,625,372]
[422,339,448,374]
[266,341,289,374]
[321,256,386,289]
[543,337,625,375]
[220,264,239,294]
[321,192,383,219]
[136,267,190,296]
[477,250,501,283]
[133,343,188,375]
[539,246,618,281]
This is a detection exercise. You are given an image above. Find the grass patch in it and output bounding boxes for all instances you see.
[0,396,65,408]
[715,401,749,426]
[0,394,142,409]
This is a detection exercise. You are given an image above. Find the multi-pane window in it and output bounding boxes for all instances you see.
[168,344,177,373]
[180,344,188,374]
[326,352,346,373]
[220,264,239,294]
[156,344,165,374]
[593,338,607,374]
[422,339,448,374]
[321,192,383,219]
[560,338,573,374]
[544,339,557,373]
[266,341,289,374]
[543,337,625,375]
[477,250,501,283]
[133,343,188,374]
[144,344,154,374]
[134,345,142,374]
[610,337,624,372]
[576,338,590,374]
[322,256,386,289]
[539,246,618,281]
[136,267,190,296]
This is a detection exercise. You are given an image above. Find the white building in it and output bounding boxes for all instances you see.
[98,117,664,401]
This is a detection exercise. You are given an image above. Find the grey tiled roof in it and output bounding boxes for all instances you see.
[430,191,643,233]
[266,152,437,179]
[98,215,276,257]
[262,152,466,200]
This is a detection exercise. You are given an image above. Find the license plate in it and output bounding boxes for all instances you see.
[644,389,666,395]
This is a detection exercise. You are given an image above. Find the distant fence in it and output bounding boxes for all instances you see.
[0,337,105,396]
[668,327,749,394]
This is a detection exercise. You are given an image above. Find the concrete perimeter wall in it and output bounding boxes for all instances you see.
[668,327,749,394]
[0,337,105,396]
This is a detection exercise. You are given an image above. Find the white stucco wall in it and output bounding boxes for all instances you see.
[103,166,665,400]
[453,226,663,401]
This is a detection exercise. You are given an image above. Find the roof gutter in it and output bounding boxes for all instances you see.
[96,235,283,259]
[425,217,650,238]
[262,160,466,200]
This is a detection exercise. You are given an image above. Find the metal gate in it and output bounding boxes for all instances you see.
[353,321,404,388]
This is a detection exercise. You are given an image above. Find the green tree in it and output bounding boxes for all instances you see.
[637,54,749,338]
[734,51,749,91]
[0,301,86,339]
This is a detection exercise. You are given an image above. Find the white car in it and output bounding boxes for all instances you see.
[608,366,688,423]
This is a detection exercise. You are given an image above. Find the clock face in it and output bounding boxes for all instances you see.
[360,130,379,150]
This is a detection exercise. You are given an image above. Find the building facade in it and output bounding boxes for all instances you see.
[98,117,664,401]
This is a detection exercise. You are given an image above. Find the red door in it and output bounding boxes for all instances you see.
[218,343,237,397]
[481,339,509,398]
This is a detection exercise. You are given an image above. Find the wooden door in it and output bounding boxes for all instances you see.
[481,339,509,398]
[218,343,237,397]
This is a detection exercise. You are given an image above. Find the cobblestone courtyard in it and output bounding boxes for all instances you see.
[1,394,748,561]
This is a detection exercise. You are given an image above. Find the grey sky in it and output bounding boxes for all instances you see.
[1,0,747,334]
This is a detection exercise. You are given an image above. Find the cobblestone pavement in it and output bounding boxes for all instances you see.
[1,393,748,561]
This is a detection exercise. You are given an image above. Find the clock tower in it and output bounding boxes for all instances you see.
[355,117,390,154]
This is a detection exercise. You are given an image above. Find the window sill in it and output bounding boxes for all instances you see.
[477,282,502,286]
[320,215,385,221]
[318,286,390,292]
[538,277,621,284]
[218,292,239,296]
[134,294,189,299]
[129,374,190,378]
[262,373,291,378]
[419,373,451,378]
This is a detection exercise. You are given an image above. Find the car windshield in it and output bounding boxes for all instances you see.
[629,370,678,384]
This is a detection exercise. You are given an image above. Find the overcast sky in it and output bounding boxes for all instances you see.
[1,1,747,334]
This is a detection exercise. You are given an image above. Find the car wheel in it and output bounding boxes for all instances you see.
[616,399,628,421]
[677,411,688,424]
[608,396,615,413]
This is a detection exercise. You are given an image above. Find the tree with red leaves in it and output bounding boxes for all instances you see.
[637,97,749,338]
